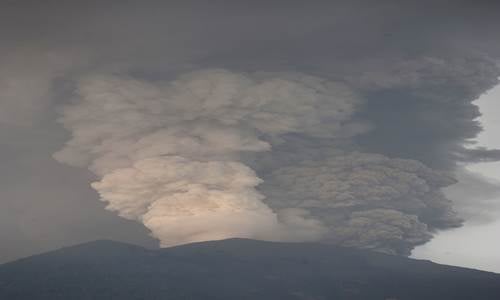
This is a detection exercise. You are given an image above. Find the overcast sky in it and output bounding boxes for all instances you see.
[1,0,500,272]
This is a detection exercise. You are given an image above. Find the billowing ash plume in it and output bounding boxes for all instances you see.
[54,69,462,254]
[260,152,461,254]
[54,69,359,246]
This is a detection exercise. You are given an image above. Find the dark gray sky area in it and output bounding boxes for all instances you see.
[1,0,500,268]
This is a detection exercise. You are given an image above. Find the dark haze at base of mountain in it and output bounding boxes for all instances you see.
[0,239,499,300]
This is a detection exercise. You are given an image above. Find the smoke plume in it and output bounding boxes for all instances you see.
[54,69,464,254]
[260,152,461,254]
[54,70,360,246]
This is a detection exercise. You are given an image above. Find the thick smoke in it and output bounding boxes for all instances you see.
[55,69,463,254]
[54,70,359,246]
[260,152,461,254]
[351,55,500,169]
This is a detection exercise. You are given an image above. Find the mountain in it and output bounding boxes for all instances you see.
[0,239,499,300]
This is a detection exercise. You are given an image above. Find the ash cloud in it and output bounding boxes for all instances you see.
[260,152,461,254]
[1,0,500,260]
[54,69,465,254]
[351,55,500,169]
[54,70,358,245]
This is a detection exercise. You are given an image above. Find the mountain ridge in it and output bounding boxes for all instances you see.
[1,238,499,299]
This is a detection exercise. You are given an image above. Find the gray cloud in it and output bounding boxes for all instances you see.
[0,48,81,126]
[260,152,461,254]
[352,54,500,169]
[456,148,500,163]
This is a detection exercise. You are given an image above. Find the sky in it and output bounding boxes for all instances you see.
[1,0,500,272]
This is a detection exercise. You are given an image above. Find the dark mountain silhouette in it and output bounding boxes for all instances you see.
[0,239,499,299]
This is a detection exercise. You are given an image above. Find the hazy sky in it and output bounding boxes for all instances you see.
[1,0,500,272]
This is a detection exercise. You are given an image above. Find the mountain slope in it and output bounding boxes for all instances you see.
[0,239,499,300]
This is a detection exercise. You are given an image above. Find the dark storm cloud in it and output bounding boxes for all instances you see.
[1,0,500,260]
